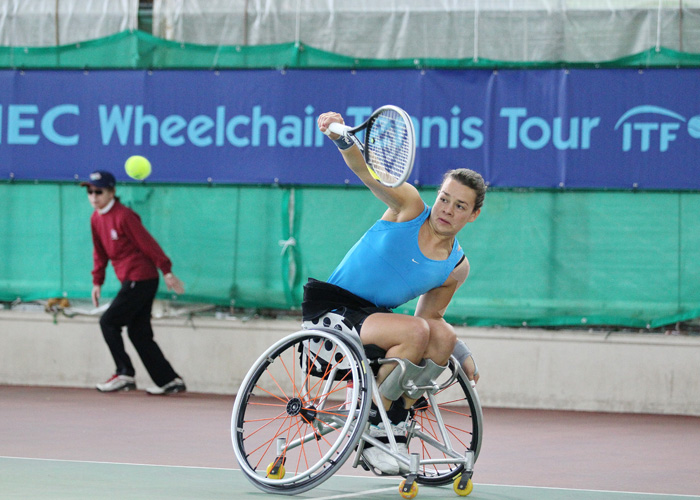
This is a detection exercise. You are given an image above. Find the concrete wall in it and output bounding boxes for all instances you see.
[1,310,699,416]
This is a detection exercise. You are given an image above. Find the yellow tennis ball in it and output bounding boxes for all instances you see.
[125,155,152,180]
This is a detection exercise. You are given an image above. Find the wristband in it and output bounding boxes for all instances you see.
[332,135,354,150]
[164,273,173,279]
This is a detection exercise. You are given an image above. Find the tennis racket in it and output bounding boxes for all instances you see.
[326,105,416,188]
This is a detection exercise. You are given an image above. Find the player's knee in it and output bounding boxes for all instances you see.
[99,313,118,333]
[428,321,457,354]
[439,326,458,349]
[407,318,430,352]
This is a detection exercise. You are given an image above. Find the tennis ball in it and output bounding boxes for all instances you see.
[125,155,152,180]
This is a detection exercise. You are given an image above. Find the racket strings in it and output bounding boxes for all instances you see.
[366,111,413,184]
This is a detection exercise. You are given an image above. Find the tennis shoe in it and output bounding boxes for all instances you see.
[362,422,411,475]
[362,445,401,475]
[389,421,412,473]
[146,377,186,395]
[96,374,136,392]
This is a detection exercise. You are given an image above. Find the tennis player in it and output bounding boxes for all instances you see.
[304,112,485,474]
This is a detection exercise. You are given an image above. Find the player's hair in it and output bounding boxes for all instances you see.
[441,168,486,211]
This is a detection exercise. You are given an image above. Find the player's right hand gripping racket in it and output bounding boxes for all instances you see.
[326,105,416,187]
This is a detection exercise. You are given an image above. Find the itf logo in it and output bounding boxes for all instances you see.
[614,105,700,152]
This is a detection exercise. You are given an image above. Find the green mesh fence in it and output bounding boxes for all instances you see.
[2,30,700,69]
[1,182,699,328]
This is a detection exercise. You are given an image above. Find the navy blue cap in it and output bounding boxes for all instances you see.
[80,171,116,188]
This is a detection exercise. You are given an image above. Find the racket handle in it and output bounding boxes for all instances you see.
[325,122,351,138]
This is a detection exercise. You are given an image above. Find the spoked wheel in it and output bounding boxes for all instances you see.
[408,359,483,486]
[231,329,372,495]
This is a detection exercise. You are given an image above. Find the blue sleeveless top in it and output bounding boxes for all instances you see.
[327,204,464,309]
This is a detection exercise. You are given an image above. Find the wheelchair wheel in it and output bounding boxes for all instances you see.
[231,329,373,495]
[409,359,483,486]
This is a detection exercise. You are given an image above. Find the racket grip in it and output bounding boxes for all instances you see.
[325,122,351,138]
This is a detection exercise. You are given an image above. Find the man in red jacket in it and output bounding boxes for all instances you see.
[82,170,187,395]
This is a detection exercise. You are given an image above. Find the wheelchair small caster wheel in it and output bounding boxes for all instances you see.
[453,475,473,496]
[399,479,419,499]
[266,463,285,480]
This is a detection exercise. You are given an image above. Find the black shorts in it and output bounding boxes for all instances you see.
[302,278,390,361]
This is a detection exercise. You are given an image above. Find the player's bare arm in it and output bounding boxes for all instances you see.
[414,257,468,320]
[318,111,423,222]
[414,277,459,321]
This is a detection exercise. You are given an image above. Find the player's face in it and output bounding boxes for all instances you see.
[430,178,481,235]
[86,186,115,210]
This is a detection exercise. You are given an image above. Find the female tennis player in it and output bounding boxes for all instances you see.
[303,111,486,475]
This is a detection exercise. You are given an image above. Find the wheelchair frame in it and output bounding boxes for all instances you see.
[231,323,483,498]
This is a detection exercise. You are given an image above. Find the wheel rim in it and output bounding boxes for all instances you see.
[231,330,371,493]
[412,362,481,485]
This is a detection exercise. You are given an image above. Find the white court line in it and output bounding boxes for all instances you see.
[312,487,397,500]
[1,458,398,500]
[0,456,236,471]
[474,482,700,498]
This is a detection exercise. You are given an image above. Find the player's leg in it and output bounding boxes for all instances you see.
[123,279,184,393]
[421,318,457,365]
[360,312,429,392]
[399,318,457,408]
[96,282,138,391]
[358,313,430,474]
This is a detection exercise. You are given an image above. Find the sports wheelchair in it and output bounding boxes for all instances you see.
[231,312,483,498]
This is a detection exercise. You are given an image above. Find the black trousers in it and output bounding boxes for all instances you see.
[99,278,179,387]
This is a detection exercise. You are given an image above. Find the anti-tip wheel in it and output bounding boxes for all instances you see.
[399,479,419,499]
[453,476,473,496]
[266,463,286,480]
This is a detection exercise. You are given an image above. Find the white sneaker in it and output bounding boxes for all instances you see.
[362,445,400,475]
[362,422,411,475]
[395,442,411,473]
[386,421,412,473]
[96,374,136,392]
[146,377,186,395]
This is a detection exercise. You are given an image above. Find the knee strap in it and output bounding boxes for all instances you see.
[405,359,447,399]
[378,359,423,401]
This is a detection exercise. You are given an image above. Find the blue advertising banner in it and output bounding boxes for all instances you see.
[2,69,699,189]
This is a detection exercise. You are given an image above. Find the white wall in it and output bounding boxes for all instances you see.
[1,310,698,415]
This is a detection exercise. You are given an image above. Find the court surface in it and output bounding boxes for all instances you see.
[1,385,699,500]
